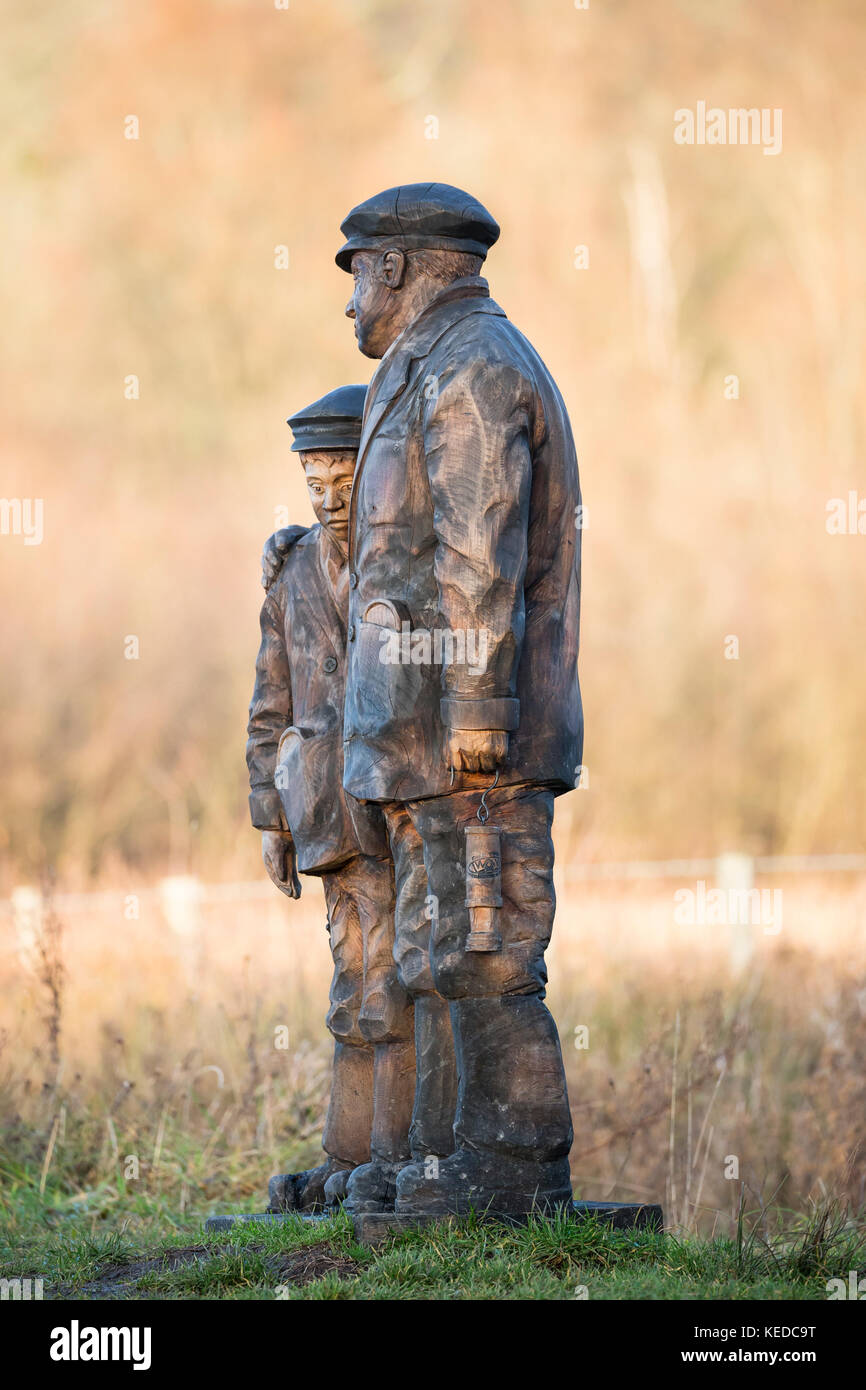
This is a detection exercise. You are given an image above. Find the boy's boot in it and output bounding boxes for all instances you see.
[268,1041,373,1211]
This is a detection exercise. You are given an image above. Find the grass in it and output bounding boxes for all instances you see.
[5,881,866,1230]
[1,1185,863,1301]
[2,879,864,1300]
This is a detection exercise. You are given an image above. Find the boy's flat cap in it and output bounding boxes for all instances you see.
[287,383,367,452]
[336,182,499,271]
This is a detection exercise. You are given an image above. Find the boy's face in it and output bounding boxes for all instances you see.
[301,450,357,546]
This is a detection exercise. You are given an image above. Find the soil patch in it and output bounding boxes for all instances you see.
[55,1241,361,1299]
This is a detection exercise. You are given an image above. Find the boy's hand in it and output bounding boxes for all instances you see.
[262,831,302,898]
[261,529,295,591]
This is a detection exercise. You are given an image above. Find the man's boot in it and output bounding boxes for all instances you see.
[395,994,573,1216]
[409,991,459,1158]
[345,993,458,1213]
[268,1041,372,1212]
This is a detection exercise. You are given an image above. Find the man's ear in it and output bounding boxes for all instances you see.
[377,247,407,289]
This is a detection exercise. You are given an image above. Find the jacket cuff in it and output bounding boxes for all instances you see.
[440,697,520,732]
[249,788,288,831]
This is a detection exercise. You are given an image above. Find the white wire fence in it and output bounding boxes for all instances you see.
[2,852,865,923]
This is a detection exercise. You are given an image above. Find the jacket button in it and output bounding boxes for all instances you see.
[348,624,355,642]
[323,656,338,673]
[349,572,358,589]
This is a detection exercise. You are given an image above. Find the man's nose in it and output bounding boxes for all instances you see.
[345,299,355,320]
[324,489,342,511]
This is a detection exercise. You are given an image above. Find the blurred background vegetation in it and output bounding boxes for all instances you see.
[2,0,865,1242]
[1,0,864,889]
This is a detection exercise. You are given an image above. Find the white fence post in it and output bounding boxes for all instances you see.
[715,853,756,973]
[159,875,203,986]
[11,885,42,971]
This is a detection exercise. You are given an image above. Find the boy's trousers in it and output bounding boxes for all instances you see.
[320,853,415,1165]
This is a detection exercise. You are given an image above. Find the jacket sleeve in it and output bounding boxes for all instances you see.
[421,351,537,732]
[246,583,291,831]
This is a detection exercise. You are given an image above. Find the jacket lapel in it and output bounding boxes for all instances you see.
[349,280,506,559]
[356,349,411,459]
[292,531,344,657]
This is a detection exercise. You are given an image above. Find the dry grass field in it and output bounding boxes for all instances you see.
[2,865,864,1238]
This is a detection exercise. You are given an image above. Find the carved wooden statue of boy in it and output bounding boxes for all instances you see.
[247,385,440,1211]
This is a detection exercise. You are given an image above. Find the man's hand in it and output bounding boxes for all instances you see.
[447,730,509,775]
[262,830,302,898]
[261,529,295,591]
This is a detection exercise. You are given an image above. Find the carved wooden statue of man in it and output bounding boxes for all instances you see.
[336,183,584,1216]
[247,385,429,1211]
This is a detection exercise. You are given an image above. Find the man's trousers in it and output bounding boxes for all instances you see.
[383,782,573,1171]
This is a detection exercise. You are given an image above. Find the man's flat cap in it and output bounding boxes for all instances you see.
[287,383,367,452]
[336,183,500,272]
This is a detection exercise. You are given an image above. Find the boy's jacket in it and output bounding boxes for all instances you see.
[246,525,387,872]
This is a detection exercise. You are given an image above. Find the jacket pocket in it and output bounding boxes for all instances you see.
[275,726,359,872]
[350,602,429,736]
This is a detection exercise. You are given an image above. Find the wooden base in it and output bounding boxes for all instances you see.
[205,1200,664,1244]
[351,1200,663,1245]
[205,1211,329,1233]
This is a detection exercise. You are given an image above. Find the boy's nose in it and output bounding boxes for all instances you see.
[345,299,356,319]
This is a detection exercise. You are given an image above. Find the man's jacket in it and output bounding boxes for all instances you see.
[247,525,387,872]
[343,276,583,804]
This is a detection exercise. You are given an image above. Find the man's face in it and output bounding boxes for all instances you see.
[301,451,356,546]
[345,250,404,358]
